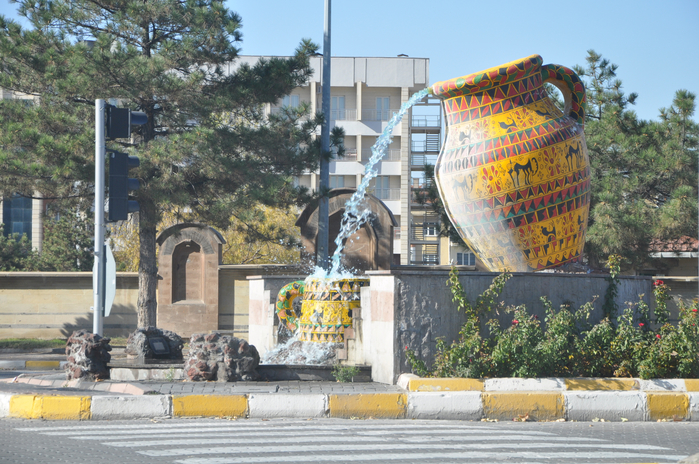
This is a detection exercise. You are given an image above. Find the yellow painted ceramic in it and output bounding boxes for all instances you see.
[431,54,590,272]
[299,278,369,343]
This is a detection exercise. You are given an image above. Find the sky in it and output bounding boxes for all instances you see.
[1,0,697,122]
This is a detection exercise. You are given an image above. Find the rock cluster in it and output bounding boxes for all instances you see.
[184,333,260,381]
[64,330,112,381]
[124,327,184,359]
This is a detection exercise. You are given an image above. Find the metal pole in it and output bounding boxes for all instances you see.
[317,0,331,271]
[93,99,106,335]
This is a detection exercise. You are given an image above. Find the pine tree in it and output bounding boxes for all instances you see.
[0,1,330,327]
[577,50,698,270]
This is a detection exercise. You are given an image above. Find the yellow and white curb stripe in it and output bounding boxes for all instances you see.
[1,375,697,422]
[399,374,699,422]
[0,360,67,370]
[0,389,697,422]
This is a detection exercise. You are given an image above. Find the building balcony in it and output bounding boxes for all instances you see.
[411,114,441,128]
[330,109,358,121]
[411,153,438,167]
[361,109,400,121]
[367,187,401,201]
[361,148,401,163]
[335,149,359,162]
[411,138,441,153]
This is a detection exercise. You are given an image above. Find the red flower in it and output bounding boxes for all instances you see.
[692,309,698,313]
[654,280,664,286]
[656,334,662,339]
[639,323,645,327]
[405,345,409,350]
[512,320,519,325]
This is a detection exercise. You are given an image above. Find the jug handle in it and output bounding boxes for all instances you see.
[541,64,586,127]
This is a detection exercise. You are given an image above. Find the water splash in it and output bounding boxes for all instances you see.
[311,87,432,279]
[261,334,340,365]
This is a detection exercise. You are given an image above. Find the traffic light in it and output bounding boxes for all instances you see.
[106,106,147,139]
[108,151,140,222]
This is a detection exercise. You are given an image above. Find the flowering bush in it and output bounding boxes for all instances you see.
[404,260,699,380]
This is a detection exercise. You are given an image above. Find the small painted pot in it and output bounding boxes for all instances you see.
[298,277,369,343]
[431,54,590,272]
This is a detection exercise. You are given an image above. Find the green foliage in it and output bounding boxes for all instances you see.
[332,364,359,383]
[0,226,34,270]
[404,268,699,379]
[0,338,67,349]
[447,266,510,324]
[30,207,94,272]
[653,279,671,326]
[638,301,699,379]
[489,306,544,378]
[602,254,622,320]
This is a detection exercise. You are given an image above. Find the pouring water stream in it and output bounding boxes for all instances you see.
[262,88,432,364]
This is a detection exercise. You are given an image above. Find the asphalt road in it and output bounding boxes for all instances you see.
[1,417,698,463]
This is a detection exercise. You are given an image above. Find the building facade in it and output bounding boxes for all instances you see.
[0,89,44,252]
[238,55,474,266]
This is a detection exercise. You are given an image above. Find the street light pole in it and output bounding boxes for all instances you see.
[93,99,106,335]
[317,0,331,271]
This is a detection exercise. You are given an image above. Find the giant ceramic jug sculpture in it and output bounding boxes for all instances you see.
[431,54,590,272]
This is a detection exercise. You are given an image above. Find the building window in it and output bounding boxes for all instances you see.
[456,252,476,266]
[370,176,391,200]
[329,176,344,189]
[282,95,299,108]
[424,222,438,237]
[376,97,390,121]
[331,96,345,120]
[2,195,33,240]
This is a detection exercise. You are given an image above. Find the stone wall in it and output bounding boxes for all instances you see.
[0,272,138,339]
[371,269,654,384]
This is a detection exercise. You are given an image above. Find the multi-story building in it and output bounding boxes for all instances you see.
[241,55,475,266]
[0,89,44,252]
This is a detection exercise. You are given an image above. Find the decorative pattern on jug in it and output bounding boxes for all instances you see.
[299,278,369,343]
[275,281,305,332]
[431,55,590,272]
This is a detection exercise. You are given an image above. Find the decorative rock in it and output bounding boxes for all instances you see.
[184,333,260,381]
[124,327,184,359]
[64,330,111,381]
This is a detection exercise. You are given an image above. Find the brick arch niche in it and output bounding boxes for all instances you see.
[296,188,397,271]
[156,224,225,336]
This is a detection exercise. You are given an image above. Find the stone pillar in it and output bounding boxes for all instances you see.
[156,224,225,337]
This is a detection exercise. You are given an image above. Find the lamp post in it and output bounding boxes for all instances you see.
[317,0,331,271]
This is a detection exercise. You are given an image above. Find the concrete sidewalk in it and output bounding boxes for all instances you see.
[1,351,698,422]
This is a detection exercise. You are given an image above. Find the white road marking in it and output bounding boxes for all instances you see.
[103,434,605,447]
[172,451,686,464]
[136,442,673,457]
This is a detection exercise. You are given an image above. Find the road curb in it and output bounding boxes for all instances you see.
[0,389,697,422]
[0,360,67,370]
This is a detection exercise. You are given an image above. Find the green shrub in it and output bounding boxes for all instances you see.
[638,301,699,379]
[404,255,699,380]
[332,364,359,382]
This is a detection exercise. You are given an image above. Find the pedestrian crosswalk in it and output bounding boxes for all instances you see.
[15,419,687,463]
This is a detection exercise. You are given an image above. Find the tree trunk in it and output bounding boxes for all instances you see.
[137,197,158,328]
